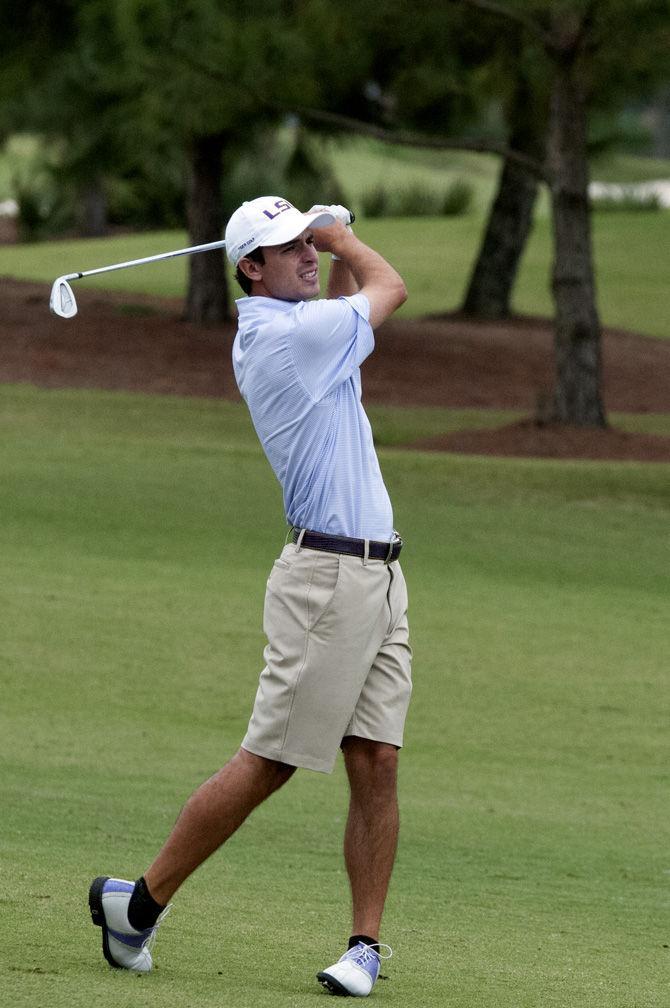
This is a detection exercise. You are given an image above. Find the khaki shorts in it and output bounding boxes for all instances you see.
[242,543,412,773]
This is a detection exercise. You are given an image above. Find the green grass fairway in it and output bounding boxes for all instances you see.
[1,384,668,1008]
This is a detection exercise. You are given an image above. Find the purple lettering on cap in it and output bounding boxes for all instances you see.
[262,199,293,222]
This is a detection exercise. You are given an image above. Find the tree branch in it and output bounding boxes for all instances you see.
[165,41,548,180]
[575,0,602,55]
[290,106,548,181]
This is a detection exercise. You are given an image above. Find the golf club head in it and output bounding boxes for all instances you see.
[50,277,78,318]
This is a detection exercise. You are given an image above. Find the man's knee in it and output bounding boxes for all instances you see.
[342,737,399,791]
[236,747,297,790]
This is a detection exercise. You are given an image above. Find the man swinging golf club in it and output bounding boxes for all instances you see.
[89,196,412,997]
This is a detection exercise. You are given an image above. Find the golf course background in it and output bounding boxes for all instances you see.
[1,142,669,1006]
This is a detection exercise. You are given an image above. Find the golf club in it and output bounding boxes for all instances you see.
[49,239,227,318]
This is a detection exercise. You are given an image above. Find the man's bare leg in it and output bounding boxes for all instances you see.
[341,737,399,940]
[144,747,296,906]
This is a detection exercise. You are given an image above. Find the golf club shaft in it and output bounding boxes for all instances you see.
[67,239,227,281]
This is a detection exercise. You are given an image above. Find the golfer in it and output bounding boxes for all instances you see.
[88,197,412,998]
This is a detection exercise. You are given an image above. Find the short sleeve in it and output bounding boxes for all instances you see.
[291,293,374,401]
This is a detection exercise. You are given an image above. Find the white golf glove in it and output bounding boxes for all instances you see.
[308,204,355,259]
[308,203,354,226]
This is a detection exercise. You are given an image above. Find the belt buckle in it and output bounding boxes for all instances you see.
[385,531,403,563]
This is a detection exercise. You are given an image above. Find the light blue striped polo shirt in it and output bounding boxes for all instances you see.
[232,292,394,541]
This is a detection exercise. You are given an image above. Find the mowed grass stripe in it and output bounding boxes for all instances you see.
[1,385,668,1007]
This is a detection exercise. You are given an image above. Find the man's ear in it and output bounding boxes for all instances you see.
[238,256,263,282]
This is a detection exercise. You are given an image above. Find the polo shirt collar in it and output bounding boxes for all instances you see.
[236,296,300,317]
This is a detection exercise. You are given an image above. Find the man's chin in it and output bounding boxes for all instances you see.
[268,278,320,301]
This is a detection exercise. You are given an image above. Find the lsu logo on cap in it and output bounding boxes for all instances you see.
[262,199,294,222]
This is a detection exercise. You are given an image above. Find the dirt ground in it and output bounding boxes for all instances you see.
[2,277,669,461]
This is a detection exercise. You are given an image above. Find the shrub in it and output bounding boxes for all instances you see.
[361,185,390,218]
[441,179,473,216]
[393,182,442,216]
[361,178,473,218]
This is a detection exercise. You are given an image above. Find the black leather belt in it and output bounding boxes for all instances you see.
[291,528,403,563]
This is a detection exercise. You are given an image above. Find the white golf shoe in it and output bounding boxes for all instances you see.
[88,876,170,972]
[317,941,392,996]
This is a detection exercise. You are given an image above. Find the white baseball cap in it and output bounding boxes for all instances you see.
[225,196,336,266]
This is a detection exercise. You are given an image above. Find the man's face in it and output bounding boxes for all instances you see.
[241,229,320,301]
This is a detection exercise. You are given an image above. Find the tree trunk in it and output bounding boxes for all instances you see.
[546,61,606,427]
[185,132,231,324]
[461,72,542,319]
[461,152,538,319]
[77,179,108,237]
[649,85,670,158]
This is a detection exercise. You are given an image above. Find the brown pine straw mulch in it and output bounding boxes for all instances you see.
[409,418,670,462]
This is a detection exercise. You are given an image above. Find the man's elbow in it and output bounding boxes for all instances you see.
[364,276,408,328]
[394,279,408,310]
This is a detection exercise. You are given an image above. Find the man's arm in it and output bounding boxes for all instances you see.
[314,222,407,329]
[308,204,358,300]
[326,256,358,299]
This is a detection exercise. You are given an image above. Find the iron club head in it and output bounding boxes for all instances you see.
[47,238,227,318]
[49,276,78,318]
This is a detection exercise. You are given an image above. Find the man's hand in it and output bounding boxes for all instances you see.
[309,205,355,261]
[308,204,355,227]
[310,219,354,258]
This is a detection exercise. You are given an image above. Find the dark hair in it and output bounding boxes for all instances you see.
[235,247,265,295]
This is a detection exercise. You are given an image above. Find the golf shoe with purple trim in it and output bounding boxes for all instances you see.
[88,876,169,972]
[317,941,393,997]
